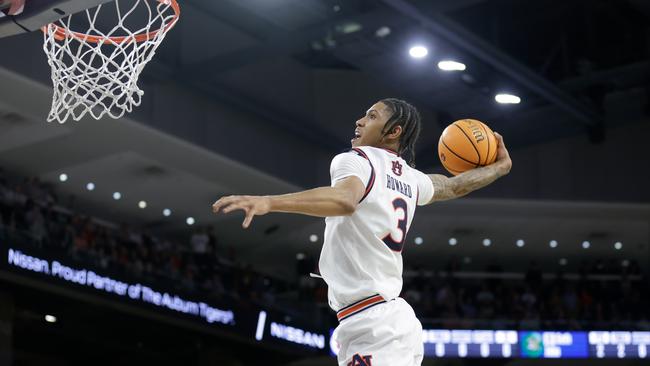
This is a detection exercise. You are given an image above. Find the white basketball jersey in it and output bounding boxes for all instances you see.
[319,146,434,312]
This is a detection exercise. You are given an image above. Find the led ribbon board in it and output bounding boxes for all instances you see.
[3,246,329,354]
[6,248,235,325]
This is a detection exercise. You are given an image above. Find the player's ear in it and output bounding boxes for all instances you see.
[386,125,403,140]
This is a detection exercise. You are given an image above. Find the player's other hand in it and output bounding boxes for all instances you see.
[1,0,25,15]
[212,195,271,229]
[493,132,512,176]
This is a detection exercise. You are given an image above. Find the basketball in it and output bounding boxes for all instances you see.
[438,119,498,175]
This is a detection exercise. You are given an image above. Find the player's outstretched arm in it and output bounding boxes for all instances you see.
[426,132,512,203]
[212,176,365,228]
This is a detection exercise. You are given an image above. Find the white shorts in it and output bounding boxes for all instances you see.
[334,297,423,366]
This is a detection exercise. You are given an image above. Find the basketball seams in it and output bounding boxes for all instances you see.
[441,139,479,166]
[486,128,498,164]
[453,123,480,167]
[443,164,464,176]
[477,122,490,166]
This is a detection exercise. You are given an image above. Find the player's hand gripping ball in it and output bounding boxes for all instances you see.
[438,119,498,175]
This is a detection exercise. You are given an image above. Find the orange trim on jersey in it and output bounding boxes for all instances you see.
[336,294,386,322]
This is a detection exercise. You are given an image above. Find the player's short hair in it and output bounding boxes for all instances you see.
[380,98,421,167]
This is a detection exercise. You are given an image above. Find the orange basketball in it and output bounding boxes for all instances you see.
[438,119,498,175]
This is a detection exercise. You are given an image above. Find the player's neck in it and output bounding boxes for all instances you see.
[375,142,399,155]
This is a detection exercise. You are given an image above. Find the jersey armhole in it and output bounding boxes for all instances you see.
[351,148,375,203]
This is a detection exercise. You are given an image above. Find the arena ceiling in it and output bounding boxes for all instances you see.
[0,0,649,278]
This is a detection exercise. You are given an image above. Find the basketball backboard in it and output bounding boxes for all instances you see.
[0,0,111,39]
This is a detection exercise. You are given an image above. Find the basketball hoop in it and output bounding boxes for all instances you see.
[42,0,180,123]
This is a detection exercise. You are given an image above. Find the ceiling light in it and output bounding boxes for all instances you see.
[409,46,428,59]
[622,259,629,267]
[549,240,558,248]
[559,258,567,266]
[112,192,121,200]
[414,237,423,245]
[45,315,57,323]
[448,237,457,246]
[186,217,195,226]
[338,22,362,34]
[438,60,466,71]
[582,241,591,249]
[495,93,521,104]
[138,200,147,209]
[163,208,171,217]
[309,234,319,243]
[86,182,95,191]
[375,26,391,38]
[296,253,306,260]
[516,239,525,247]
[59,173,68,182]
[482,238,491,247]
[614,241,623,250]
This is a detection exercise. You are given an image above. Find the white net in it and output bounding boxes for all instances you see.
[42,0,179,123]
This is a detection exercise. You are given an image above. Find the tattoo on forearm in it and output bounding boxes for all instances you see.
[451,164,503,197]
[429,164,505,202]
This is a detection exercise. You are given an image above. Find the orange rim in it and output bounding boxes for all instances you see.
[41,0,180,44]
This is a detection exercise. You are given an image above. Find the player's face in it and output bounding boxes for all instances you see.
[352,102,391,148]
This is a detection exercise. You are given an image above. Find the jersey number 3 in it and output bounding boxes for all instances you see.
[382,198,408,252]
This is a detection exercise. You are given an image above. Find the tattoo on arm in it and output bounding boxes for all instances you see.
[428,164,506,203]
[427,174,456,202]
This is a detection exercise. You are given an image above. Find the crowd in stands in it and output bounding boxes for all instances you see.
[0,169,310,321]
[1,167,648,330]
[401,259,649,330]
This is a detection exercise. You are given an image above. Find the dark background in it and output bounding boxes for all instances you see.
[0,0,649,365]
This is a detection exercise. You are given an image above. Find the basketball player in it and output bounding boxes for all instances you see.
[212,99,512,366]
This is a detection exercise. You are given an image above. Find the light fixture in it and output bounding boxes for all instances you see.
[414,237,423,245]
[438,60,466,71]
[614,241,623,250]
[482,238,491,247]
[375,26,391,38]
[495,93,521,104]
[59,173,68,182]
[622,259,630,267]
[448,237,457,246]
[409,45,428,59]
[45,314,57,323]
[309,234,319,243]
[86,182,95,191]
[112,192,121,200]
[296,253,306,260]
[138,200,147,209]
[549,240,558,248]
[186,217,195,226]
[516,239,525,247]
[559,258,568,266]
[338,22,362,34]
[163,208,171,217]
[582,241,591,249]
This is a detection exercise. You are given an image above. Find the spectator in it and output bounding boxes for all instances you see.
[476,283,496,318]
[1,167,648,332]
[190,227,209,255]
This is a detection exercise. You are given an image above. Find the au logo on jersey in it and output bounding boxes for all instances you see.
[391,160,403,176]
[347,354,372,366]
